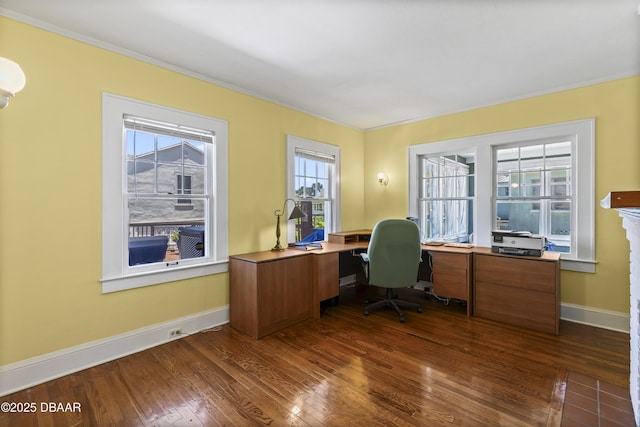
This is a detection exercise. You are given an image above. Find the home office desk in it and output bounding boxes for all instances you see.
[229,230,560,338]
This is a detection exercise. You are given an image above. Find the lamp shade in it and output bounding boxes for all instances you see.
[288,205,306,220]
[0,57,26,95]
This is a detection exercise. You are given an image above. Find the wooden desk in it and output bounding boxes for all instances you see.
[230,231,561,338]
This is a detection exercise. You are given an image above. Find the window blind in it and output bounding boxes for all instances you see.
[124,115,214,143]
[295,147,335,164]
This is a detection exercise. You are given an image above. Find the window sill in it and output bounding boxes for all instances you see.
[560,258,596,273]
[100,260,229,293]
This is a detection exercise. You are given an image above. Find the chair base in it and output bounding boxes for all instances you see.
[364,288,423,323]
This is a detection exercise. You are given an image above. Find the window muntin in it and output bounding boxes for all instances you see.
[102,94,228,293]
[286,136,340,244]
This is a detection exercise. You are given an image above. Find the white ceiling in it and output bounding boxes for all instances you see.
[2,0,639,130]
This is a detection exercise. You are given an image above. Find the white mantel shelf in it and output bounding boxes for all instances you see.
[601,190,640,426]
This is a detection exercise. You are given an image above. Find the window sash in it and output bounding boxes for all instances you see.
[287,136,340,244]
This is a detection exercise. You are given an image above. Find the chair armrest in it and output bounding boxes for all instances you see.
[359,253,370,282]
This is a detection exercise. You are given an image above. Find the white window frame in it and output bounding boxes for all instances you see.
[286,135,341,243]
[409,119,595,272]
[102,93,228,293]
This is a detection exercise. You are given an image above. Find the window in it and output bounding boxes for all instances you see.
[286,135,340,243]
[176,174,192,205]
[409,119,594,272]
[102,94,228,293]
[418,154,475,243]
[495,141,572,252]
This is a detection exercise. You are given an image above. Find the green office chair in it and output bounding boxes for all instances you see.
[360,219,423,322]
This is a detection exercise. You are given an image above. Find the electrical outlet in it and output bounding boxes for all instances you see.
[168,328,182,338]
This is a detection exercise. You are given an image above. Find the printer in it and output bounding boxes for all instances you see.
[491,231,546,256]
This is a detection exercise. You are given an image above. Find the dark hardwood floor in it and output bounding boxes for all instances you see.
[0,285,631,426]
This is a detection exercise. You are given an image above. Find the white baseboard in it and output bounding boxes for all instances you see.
[0,306,229,397]
[0,302,628,397]
[561,302,630,333]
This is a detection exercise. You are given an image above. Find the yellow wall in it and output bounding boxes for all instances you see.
[364,76,640,314]
[0,18,364,365]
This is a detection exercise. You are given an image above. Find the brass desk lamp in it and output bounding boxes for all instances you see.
[272,199,307,251]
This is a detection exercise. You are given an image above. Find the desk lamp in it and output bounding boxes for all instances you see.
[272,199,307,251]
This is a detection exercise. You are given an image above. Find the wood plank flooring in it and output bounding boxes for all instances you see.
[0,285,631,426]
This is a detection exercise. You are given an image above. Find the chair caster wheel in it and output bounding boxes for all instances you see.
[417,307,423,313]
[399,317,405,323]
[364,310,369,316]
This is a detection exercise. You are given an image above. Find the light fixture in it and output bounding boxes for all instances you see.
[0,57,26,109]
[272,198,307,251]
[377,172,389,186]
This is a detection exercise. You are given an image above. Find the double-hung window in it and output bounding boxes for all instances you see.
[418,154,475,243]
[495,141,572,252]
[286,135,340,243]
[102,94,228,293]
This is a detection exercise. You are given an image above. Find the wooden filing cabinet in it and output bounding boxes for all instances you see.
[229,251,312,339]
[473,249,560,334]
[427,249,473,316]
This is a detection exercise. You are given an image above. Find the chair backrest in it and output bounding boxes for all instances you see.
[366,219,422,288]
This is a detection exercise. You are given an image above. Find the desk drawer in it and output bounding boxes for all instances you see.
[430,251,471,302]
[474,254,556,293]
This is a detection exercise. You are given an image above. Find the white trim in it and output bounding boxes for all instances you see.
[561,302,629,333]
[102,93,229,292]
[0,307,229,397]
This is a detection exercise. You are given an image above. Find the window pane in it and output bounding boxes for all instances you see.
[128,197,206,265]
[421,199,441,240]
[127,160,156,193]
[520,145,544,170]
[522,171,541,197]
[183,166,205,195]
[549,170,570,197]
[157,164,182,194]
[495,201,540,233]
[126,130,155,158]
[496,147,519,172]
[157,135,181,162]
[295,200,328,242]
[545,142,571,169]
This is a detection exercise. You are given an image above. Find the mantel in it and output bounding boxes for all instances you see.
[601,191,640,220]
[601,191,640,209]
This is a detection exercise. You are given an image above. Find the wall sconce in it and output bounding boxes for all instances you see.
[377,172,389,186]
[272,198,307,251]
[0,57,26,109]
